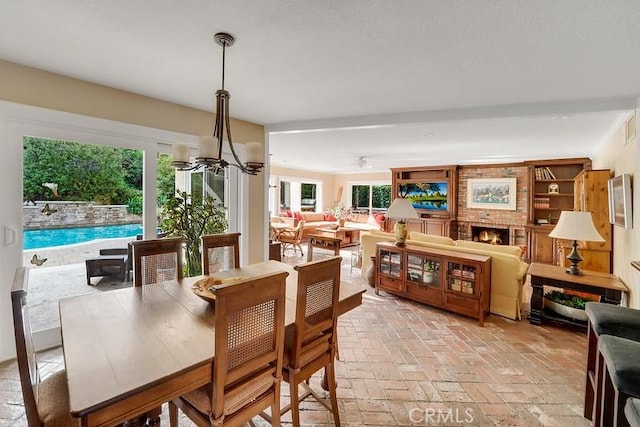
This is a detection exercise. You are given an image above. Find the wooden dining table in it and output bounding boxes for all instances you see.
[59,260,365,427]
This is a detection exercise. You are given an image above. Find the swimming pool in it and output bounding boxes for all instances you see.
[24,223,143,250]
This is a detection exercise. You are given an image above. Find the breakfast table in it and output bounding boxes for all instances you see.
[59,260,365,427]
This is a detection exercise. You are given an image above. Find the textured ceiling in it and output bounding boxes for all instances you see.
[1,1,638,173]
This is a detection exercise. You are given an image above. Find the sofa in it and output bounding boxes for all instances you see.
[361,230,529,320]
[274,211,382,241]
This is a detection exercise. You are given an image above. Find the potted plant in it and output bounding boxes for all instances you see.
[543,290,592,321]
[160,191,228,277]
[422,260,438,284]
[326,201,352,227]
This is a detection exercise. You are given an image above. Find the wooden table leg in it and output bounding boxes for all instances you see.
[529,278,544,325]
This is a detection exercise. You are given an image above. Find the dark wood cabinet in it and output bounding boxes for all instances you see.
[375,241,491,326]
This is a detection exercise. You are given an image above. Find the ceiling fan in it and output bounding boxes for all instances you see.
[357,156,372,169]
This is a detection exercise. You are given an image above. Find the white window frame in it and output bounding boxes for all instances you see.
[0,100,246,360]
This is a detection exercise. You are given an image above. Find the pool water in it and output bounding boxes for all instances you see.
[24,223,143,250]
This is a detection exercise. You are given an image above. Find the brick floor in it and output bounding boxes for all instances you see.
[2,249,591,426]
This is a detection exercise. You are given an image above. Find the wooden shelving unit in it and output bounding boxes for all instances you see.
[525,158,592,265]
[375,241,491,326]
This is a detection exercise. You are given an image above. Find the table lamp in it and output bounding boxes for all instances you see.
[548,211,605,275]
[386,198,419,246]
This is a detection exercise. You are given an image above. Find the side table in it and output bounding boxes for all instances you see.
[527,263,628,327]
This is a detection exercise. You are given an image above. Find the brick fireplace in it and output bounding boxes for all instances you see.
[471,225,510,245]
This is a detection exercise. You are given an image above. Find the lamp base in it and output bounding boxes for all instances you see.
[394,221,408,247]
[565,240,583,276]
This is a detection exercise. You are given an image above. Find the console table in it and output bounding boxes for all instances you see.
[528,263,628,327]
[375,241,491,326]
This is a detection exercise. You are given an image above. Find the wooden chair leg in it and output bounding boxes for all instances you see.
[326,361,341,427]
[271,382,282,427]
[594,349,604,426]
[602,365,615,427]
[169,401,178,427]
[584,322,597,419]
[615,389,631,427]
[290,379,301,427]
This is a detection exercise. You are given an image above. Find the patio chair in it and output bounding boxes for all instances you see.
[130,237,184,286]
[168,271,287,427]
[201,232,241,275]
[279,220,305,257]
[85,247,130,285]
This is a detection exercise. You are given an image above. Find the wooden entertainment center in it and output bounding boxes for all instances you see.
[389,165,458,238]
[388,160,612,274]
[375,241,491,326]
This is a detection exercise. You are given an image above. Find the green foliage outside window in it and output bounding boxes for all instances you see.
[23,137,178,216]
[23,137,135,204]
[352,184,391,212]
[160,191,228,276]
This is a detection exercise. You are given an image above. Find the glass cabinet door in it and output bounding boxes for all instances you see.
[446,261,477,295]
[379,248,402,278]
[406,253,441,288]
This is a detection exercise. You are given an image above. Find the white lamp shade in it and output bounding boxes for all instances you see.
[245,142,263,163]
[548,211,605,242]
[198,135,218,159]
[386,198,419,220]
[171,143,190,163]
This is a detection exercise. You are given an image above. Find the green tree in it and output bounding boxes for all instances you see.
[160,191,228,276]
[156,153,176,208]
[23,137,135,204]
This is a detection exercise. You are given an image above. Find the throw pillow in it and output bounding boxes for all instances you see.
[325,213,337,221]
[293,211,303,220]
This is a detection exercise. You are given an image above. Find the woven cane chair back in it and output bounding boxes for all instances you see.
[130,237,183,286]
[201,232,241,275]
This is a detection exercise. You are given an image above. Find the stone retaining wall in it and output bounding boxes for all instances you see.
[24,201,141,230]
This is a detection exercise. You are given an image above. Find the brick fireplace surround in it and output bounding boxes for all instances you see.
[456,165,529,248]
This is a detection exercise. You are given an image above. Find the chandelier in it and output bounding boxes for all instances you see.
[172,32,264,175]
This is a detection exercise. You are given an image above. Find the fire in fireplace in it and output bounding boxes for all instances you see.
[471,226,510,245]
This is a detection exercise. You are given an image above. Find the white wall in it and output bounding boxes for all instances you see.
[592,107,639,308]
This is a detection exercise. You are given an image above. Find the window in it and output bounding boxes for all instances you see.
[275,178,322,214]
[301,183,317,212]
[350,184,391,215]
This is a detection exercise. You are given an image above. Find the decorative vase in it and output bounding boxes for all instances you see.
[365,256,376,287]
[338,219,345,227]
[394,221,408,246]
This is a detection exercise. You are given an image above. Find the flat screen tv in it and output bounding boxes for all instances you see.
[398,182,448,212]
[608,174,632,229]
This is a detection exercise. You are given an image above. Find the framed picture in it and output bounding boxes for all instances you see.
[608,174,632,229]
[467,178,517,210]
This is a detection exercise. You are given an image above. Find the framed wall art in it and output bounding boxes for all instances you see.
[608,174,632,229]
[467,178,517,210]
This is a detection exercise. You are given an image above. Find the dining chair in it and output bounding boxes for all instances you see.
[130,236,184,286]
[279,220,305,257]
[201,232,241,275]
[168,270,288,427]
[281,256,342,427]
[12,267,80,427]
